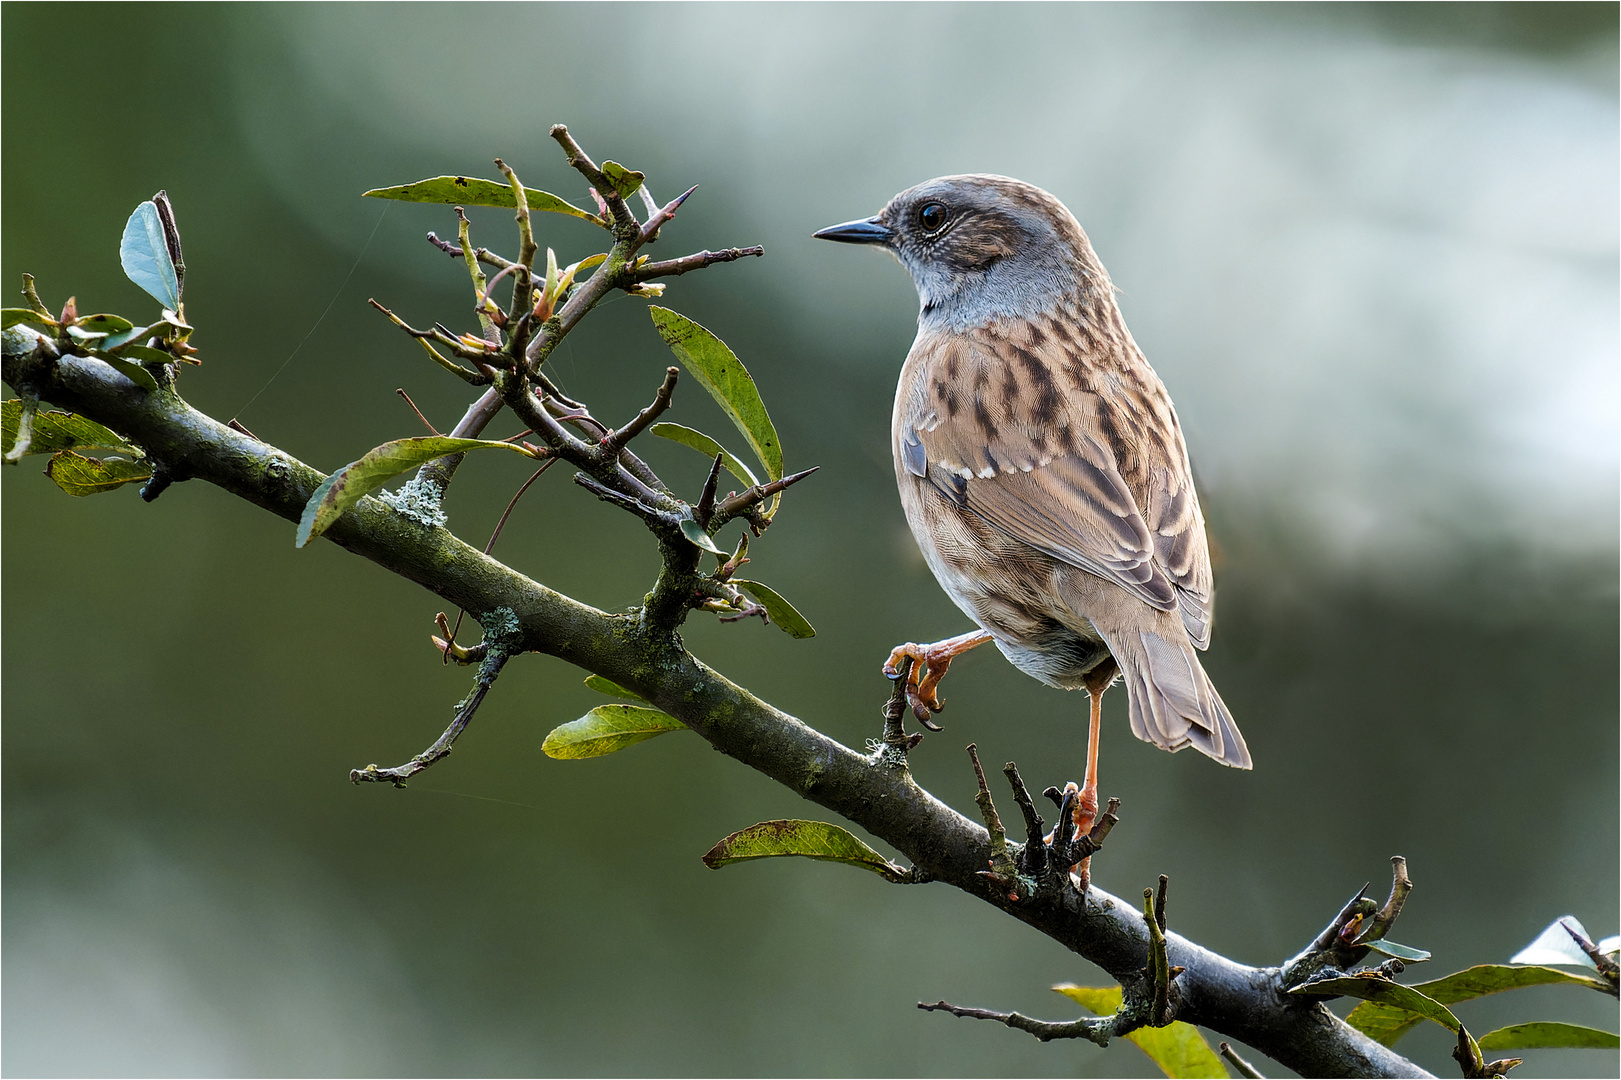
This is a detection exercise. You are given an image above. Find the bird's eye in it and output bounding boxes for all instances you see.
[918,202,949,233]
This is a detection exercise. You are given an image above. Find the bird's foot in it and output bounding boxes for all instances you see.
[882,630,994,729]
[1041,783,1119,894]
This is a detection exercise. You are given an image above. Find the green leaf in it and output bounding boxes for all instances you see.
[1347,964,1615,1046]
[649,422,761,487]
[3,400,139,458]
[44,450,152,496]
[75,314,134,334]
[297,436,538,547]
[542,704,685,759]
[583,674,647,702]
[120,200,182,310]
[98,355,161,391]
[1477,1022,1619,1051]
[3,307,53,330]
[107,344,174,366]
[599,160,646,199]
[701,820,908,882]
[1295,974,1462,1036]
[678,514,727,554]
[1362,939,1432,962]
[1053,985,1230,1078]
[732,579,816,639]
[362,176,603,225]
[648,307,783,504]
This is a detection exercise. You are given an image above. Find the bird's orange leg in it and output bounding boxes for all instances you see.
[1069,659,1118,889]
[883,629,994,728]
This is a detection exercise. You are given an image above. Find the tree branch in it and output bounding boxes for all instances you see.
[2,332,1431,1078]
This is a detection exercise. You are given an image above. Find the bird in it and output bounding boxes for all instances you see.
[815,175,1250,882]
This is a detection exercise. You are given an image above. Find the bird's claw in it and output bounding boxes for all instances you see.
[884,640,959,728]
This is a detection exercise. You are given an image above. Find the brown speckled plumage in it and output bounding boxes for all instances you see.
[817,175,1250,776]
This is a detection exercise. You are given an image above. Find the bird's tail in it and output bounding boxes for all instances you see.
[1111,628,1251,770]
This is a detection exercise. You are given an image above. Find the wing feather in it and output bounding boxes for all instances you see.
[902,324,1214,643]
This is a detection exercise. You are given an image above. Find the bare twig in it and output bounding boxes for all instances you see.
[350,649,510,786]
[396,389,441,435]
[550,124,639,235]
[917,1001,1118,1046]
[634,245,764,281]
[601,367,677,456]
[1355,856,1414,946]
[572,472,675,525]
[1146,876,1172,1026]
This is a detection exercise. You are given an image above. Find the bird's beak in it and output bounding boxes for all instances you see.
[813,215,892,245]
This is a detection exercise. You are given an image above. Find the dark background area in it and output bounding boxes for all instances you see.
[4,4,1616,1076]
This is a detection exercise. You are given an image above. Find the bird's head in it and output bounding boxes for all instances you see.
[814,175,1108,330]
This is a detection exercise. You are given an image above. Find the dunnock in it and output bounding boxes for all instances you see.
[816,176,1250,873]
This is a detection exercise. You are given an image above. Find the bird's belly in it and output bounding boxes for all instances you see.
[896,472,1112,689]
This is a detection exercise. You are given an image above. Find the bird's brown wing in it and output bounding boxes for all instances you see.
[901,326,1214,647]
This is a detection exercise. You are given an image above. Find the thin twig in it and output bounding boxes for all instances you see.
[917,1001,1117,1046]
[634,245,764,280]
[396,389,441,435]
[573,472,673,524]
[1220,1042,1267,1078]
[1004,762,1047,875]
[350,650,510,786]
[601,367,678,456]
[1146,876,1172,1026]
[550,125,640,234]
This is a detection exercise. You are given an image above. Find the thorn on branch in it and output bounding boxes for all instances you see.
[713,466,819,526]
[695,453,723,526]
[917,1001,1116,1047]
[1560,917,1620,983]
[640,184,698,244]
[351,649,510,787]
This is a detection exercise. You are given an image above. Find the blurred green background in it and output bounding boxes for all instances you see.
[4,4,1616,1077]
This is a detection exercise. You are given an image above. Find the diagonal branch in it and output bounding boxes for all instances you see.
[2,334,1432,1080]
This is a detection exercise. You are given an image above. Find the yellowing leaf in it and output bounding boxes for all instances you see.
[3,400,138,458]
[701,820,907,881]
[542,705,686,759]
[44,450,152,496]
[1053,985,1230,1078]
